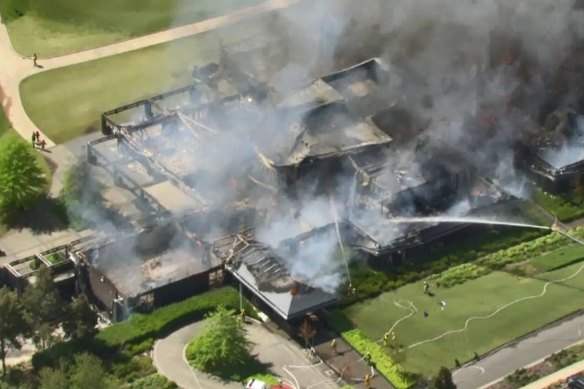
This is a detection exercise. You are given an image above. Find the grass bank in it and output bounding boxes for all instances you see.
[337,228,584,378]
[19,16,268,143]
[0,0,264,57]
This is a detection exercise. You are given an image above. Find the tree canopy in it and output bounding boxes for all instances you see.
[186,306,253,373]
[39,365,69,389]
[62,294,98,340]
[38,353,118,389]
[21,268,64,350]
[0,134,47,215]
[431,366,457,389]
[0,287,28,376]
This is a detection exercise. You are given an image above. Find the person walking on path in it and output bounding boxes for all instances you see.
[32,53,38,67]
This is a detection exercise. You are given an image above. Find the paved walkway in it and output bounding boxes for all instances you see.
[453,311,584,389]
[313,329,395,389]
[522,359,584,389]
[0,0,302,146]
[153,319,338,389]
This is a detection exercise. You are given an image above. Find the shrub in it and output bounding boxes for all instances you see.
[534,189,584,222]
[33,287,256,370]
[97,287,255,347]
[341,329,418,389]
[125,373,178,389]
[426,227,584,289]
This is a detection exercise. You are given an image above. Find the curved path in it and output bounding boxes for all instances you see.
[0,0,301,146]
[454,314,584,389]
[153,320,337,389]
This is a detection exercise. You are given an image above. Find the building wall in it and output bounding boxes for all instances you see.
[152,270,215,307]
[82,264,120,312]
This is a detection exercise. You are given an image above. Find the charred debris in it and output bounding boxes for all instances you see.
[74,35,584,322]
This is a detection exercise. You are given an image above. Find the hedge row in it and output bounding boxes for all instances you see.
[33,287,255,369]
[124,373,178,389]
[328,310,418,389]
[97,287,255,347]
[341,329,417,389]
[428,227,584,288]
[534,189,584,222]
[340,227,547,306]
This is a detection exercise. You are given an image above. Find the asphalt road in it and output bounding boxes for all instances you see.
[453,312,584,389]
[153,320,339,389]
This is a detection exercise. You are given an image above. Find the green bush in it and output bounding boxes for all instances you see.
[124,373,177,389]
[97,287,255,347]
[505,368,540,388]
[328,310,417,388]
[111,355,155,383]
[534,189,584,222]
[341,329,417,389]
[33,287,256,371]
[426,227,584,289]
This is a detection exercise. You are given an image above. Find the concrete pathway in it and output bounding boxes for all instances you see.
[0,0,302,146]
[453,311,584,389]
[153,319,338,389]
[522,359,584,389]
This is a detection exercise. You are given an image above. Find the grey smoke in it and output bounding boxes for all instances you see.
[73,0,584,296]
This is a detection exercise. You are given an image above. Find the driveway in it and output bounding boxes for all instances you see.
[153,320,339,389]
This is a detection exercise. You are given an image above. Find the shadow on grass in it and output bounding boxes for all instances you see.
[192,356,273,384]
[3,197,70,234]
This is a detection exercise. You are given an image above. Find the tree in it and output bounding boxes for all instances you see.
[21,268,64,350]
[39,366,69,389]
[298,319,317,350]
[70,353,118,389]
[0,134,47,216]
[431,366,457,389]
[0,287,28,376]
[186,306,253,372]
[62,295,98,340]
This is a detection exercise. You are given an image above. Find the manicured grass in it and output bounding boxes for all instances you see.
[342,271,584,377]
[0,0,265,57]
[530,244,584,272]
[20,34,217,143]
[19,18,266,144]
[533,189,584,223]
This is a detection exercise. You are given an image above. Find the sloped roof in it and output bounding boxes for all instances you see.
[215,235,338,320]
[267,102,392,167]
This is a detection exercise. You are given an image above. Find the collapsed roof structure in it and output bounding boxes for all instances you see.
[83,20,584,319]
[518,108,584,194]
[213,232,338,320]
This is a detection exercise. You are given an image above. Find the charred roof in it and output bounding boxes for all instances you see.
[213,234,338,320]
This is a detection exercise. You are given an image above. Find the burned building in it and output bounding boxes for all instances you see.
[72,222,223,321]
[518,108,584,194]
[83,35,555,320]
[213,232,338,323]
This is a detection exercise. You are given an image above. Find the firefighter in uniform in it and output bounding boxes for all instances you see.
[364,373,372,389]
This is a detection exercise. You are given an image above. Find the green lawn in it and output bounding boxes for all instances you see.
[533,189,584,223]
[343,271,584,377]
[0,0,265,57]
[18,16,271,144]
[530,244,584,272]
[20,33,218,143]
